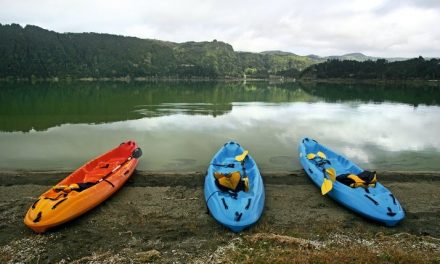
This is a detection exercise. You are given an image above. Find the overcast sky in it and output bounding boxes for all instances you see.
[1,0,439,57]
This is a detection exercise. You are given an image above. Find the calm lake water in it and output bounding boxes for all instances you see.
[1,81,440,172]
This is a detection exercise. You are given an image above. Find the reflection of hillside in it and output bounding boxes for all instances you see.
[0,82,223,132]
[0,81,314,132]
[1,81,438,132]
[299,82,440,106]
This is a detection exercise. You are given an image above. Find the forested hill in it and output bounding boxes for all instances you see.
[1,24,438,81]
[300,58,440,80]
[0,23,318,79]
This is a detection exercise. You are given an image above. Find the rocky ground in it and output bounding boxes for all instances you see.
[0,170,439,263]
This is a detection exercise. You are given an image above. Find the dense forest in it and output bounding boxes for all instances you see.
[300,58,440,80]
[0,23,439,80]
[0,24,317,79]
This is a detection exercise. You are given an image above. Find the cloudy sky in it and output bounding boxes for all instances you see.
[1,0,439,57]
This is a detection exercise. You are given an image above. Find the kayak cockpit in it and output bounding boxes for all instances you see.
[299,137,405,226]
[205,141,265,232]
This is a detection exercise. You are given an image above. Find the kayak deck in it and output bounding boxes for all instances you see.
[299,138,405,226]
[24,141,141,233]
[204,141,265,232]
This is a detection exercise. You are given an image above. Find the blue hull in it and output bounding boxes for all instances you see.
[204,141,265,232]
[299,138,405,226]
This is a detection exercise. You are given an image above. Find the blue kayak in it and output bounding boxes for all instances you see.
[204,141,265,232]
[299,138,405,226]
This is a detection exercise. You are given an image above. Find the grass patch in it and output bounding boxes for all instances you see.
[226,232,440,264]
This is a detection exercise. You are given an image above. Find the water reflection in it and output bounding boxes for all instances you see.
[302,82,440,106]
[1,81,439,132]
[1,100,439,171]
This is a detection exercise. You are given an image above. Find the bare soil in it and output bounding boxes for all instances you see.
[0,170,439,263]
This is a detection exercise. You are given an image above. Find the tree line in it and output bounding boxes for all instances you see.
[300,58,440,80]
[0,23,438,80]
[0,24,316,79]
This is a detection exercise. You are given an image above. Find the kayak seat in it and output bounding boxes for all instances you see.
[52,182,96,193]
[53,159,126,194]
[336,171,377,188]
[214,171,249,193]
[83,160,122,183]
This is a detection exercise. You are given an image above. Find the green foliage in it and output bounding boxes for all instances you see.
[301,57,440,80]
[0,24,317,79]
[1,24,437,80]
[173,41,241,77]
[0,24,179,78]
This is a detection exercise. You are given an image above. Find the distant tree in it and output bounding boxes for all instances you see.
[1,24,438,80]
[300,57,440,80]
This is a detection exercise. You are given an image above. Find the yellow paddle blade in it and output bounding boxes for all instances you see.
[69,183,81,190]
[307,153,316,160]
[325,168,336,182]
[235,150,249,162]
[317,151,326,159]
[321,178,333,195]
[52,185,67,191]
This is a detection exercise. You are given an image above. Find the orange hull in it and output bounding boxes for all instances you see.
[24,141,141,233]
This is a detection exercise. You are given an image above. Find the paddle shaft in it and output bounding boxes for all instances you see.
[98,156,133,184]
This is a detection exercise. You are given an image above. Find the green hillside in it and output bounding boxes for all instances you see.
[1,23,437,81]
[0,23,318,79]
[300,57,440,80]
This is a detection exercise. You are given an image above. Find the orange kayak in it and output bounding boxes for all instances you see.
[24,140,142,233]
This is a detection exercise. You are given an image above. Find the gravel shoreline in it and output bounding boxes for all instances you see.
[1,170,439,263]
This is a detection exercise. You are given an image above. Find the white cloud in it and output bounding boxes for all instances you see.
[101,102,440,153]
[0,0,439,57]
[2,101,439,170]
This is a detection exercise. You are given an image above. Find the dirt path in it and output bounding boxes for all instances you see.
[0,171,439,263]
